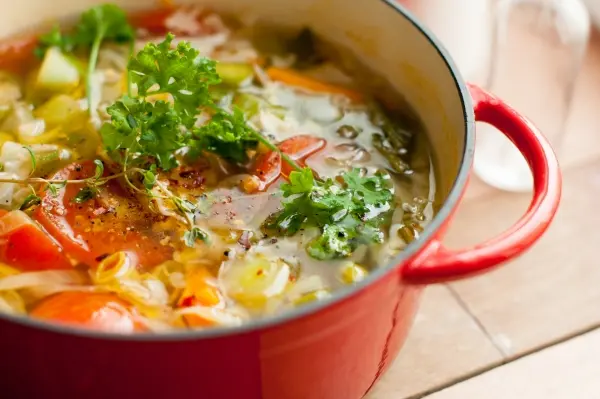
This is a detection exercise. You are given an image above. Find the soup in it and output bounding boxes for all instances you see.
[0,4,434,333]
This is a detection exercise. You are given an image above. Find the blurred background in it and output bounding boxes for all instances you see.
[370,1,600,398]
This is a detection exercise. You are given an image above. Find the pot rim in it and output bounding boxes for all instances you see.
[0,0,475,341]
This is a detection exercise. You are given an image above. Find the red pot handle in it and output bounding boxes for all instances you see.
[402,84,562,284]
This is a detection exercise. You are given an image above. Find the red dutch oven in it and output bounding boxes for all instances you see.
[0,0,561,398]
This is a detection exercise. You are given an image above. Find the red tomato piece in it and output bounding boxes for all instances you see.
[128,7,175,34]
[250,135,326,192]
[0,210,72,271]
[0,34,37,71]
[31,292,146,333]
[253,151,282,192]
[278,135,326,178]
[35,161,173,270]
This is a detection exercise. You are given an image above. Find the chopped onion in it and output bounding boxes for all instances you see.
[0,290,25,314]
[166,8,203,35]
[0,270,88,291]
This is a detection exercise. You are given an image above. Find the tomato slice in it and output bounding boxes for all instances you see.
[278,135,327,177]
[251,135,326,192]
[128,7,175,34]
[0,210,72,271]
[35,161,173,270]
[31,292,146,333]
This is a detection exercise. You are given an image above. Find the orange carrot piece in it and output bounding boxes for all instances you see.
[266,67,363,102]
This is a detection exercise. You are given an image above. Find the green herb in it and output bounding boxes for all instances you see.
[93,159,104,179]
[19,194,42,211]
[103,33,260,169]
[265,168,394,260]
[79,4,134,115]
[100,96,187,170]
[22,146,36,176]
[183,226,209,247]
[191,108,258,163]
[72,186,98,204]
[141,165,157,191]
[128,33,220,128]
[35,25,75,58]
[46,181,67,196]
[34,5,135,115]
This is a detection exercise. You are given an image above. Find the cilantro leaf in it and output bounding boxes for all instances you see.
[75,4,135,47]
[129,33,219,128]
[265,168,394,260]
[34,5,134,60]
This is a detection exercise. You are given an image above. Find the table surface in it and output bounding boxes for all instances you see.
[366,24,600,399]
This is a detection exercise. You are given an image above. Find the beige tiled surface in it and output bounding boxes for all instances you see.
[366,286,502,399]
[371,25,600,399]
[447,159,600,357]
[424,328,600,399]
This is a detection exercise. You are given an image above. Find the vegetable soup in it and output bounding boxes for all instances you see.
[0,4,434,333]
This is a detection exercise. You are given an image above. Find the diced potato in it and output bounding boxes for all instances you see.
[33,94,86,128]
[0,71,22,110]
[36,48,80,94]
[294,289,331,306]
[221,254,291,308]
[0,102,34,135]
[339,262,368,284]
[216,63,254,86]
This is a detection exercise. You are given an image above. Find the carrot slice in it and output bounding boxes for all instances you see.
[31,292,146,333]
[266,67,363,102]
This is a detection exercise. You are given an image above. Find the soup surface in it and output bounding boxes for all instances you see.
[0,4,434,333]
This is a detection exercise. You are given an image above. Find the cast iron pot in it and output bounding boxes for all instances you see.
[0,0,561,398]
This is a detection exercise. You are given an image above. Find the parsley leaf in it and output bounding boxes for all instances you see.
[35,25,76,58]
[265,168,394,260]
[100,96,186,170]
[128,33,219,128]
[192,107,258,163]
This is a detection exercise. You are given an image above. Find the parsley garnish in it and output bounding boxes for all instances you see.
[99,33,265,245]
[35,4,134,114]
[265,168,394,260]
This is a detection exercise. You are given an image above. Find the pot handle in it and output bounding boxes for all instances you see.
[402,84,562,284]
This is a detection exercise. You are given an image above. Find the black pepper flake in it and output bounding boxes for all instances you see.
[95,253,110,262]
